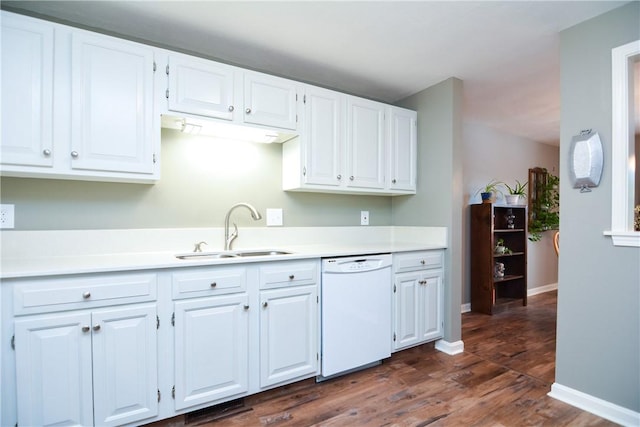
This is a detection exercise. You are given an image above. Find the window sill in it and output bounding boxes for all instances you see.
[603,231,640,247]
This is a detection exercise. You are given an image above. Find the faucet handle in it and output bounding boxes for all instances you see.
[194,241,208,252]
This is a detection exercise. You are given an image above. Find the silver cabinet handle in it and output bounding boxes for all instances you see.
[349,176,354,181]
[244,305,249,310]
[82,326,90,333]
[210,282,217,288]
[392,179,397,184]
[93,324,101,332]
[337,174,342,180]
[71,151,79,158]
[288,274,295,280]
[228,105,234,112]
[245,108,252,114]
[82,292,91,299]
[43,149,52,156]
[262,302,268,308]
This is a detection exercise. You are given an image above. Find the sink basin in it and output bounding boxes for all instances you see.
[232,250,292,257]
[175,250,292,260]
[175,252,238,260]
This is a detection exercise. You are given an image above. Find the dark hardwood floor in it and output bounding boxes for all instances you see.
[152,291,616,426]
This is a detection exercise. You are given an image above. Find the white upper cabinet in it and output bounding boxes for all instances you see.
[346,97,386,190]
[243,71,298,130]
[70,32,156,175]
[388,106,417,192]
[167,53,235,120]
[283,86,415,195]
[1,13,54,168]
[301,86,345,187]
[0,11,160,183]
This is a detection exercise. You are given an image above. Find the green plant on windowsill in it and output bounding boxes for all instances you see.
[529,173,559,242]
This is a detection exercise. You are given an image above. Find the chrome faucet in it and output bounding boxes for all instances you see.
[224,203,262,251]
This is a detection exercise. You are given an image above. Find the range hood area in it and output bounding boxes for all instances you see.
[161,114,298,144]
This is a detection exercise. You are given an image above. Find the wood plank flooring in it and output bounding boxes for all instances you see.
[151,291,616,426]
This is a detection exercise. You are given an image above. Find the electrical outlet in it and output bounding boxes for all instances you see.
[360,210,369,226]
[266,208,283,226]
[1,204,15,229]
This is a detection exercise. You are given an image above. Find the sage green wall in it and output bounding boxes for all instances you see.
[394,77,464,344]
[0,129,392,230]
[558,2,639,412]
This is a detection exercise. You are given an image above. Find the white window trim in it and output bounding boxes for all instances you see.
[605,39,640,247]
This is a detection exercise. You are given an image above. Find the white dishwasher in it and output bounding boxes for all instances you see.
[320,254,392,379]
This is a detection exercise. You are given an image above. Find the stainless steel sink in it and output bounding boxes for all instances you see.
[232,250,292,257]
[175,250,291,260]
[175,252,238,260]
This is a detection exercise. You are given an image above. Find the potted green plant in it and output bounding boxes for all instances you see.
[476,180,503,204]
[504,180,527,205]
[494,238,513,255]
[529,172,559,241]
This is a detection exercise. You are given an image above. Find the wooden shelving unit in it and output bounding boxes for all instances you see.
[470,203,528,314]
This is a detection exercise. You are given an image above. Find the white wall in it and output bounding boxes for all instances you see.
[463,121,560,304]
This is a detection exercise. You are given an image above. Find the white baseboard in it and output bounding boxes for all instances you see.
[461,303,471,313]
[549,383,640,426]
[435,339,464,355]
[528,282,558,296]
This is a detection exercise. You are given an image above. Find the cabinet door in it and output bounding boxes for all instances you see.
[174,294,249,410]
[92,304,158,426]
[167,54,235,120]
[393,271,422,350]
[1,12,54,168]
[388,107,417,192]
[259,285,318,388]
[244,72,298,130]
[70,31,155,174]
[346,97,386,189]
[302,86,344,186]
[14,312,93,427]
[419,271,444,342]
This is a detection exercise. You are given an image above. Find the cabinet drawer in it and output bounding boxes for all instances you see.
[13,273,157,315]
[393,250,443,273]
[259,261,318,289]
[172,266,247,299]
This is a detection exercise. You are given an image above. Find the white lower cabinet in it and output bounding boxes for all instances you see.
[14,304,158,427]
[173,294,249,410]
[393,251,444,351]
[259,285,318,388]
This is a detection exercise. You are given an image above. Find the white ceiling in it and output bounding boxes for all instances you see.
[3,1,629,145]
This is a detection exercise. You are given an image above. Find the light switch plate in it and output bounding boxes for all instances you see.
[1,204,15,229]
[361,210,369,226]
[266,208,283,226]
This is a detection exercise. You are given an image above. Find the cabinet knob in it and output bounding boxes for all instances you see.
[82,292,91,299]
[392,179,397,184]
[349,176,354,181]
[262,302,268,308]
[245,108,252,114]
[420,260,426,265]
[228,105,234,112]
[82,326,91,333]
[43,149,52,156]
[92,324,101,332]
[244,305,249,310]
[337,174,342,180]
[210,282,217,288]
[288,274,295,280]
[71,151,79,158]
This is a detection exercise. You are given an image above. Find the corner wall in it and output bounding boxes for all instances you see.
[394,77,464,344]
[557,1,640,414]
